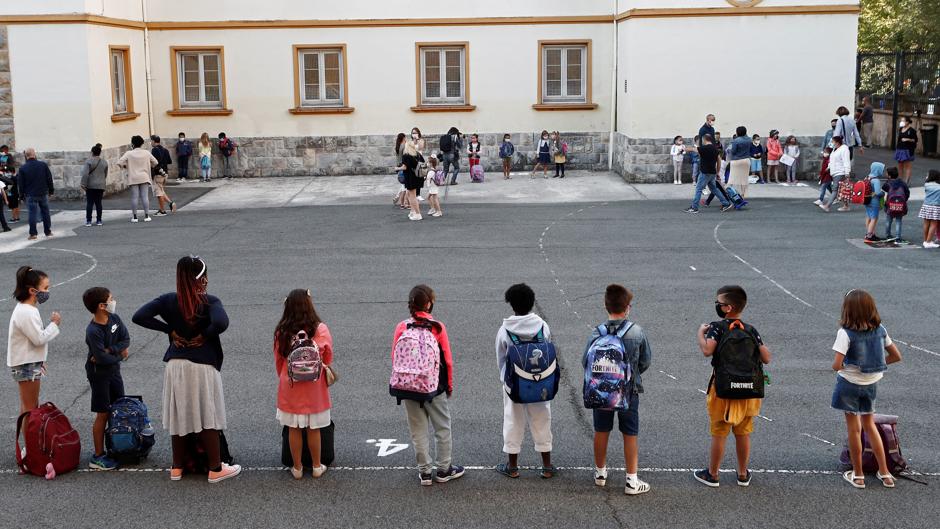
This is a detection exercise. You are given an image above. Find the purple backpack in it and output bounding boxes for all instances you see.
[433,169,446,186]
[470,164,484,182]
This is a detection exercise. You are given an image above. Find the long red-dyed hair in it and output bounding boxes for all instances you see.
[176,256,208,326]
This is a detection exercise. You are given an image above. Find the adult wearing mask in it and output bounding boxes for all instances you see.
[728,126,752,197]
[698,114,716,146]
[80,143,108,227]
[132,256,241,483]
[894,115,918,184]
[175,132,193,182]
[117,135,158,223]
[15,147,54,240]
[396,141,424,221]
[439,127,462,185]
[821,119,837,152]
[821,136,852,212]
[833,106,863,159]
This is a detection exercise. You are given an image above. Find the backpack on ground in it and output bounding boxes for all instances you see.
[851,180,869,205]
[886,184,907,216]
[15,402,81,478]
[712,320,764,399]
[433,168,446,186]
[286,330,323,386]
[439,134,454,154]
[724,185,748,209]
[106,395,155,463]
[504,327,559,404]
[470,164,484,182]
[281,420,336,468]
[583,322,635,411]
[181,431,234,475]
[389,318,441,404]
[839,414,908,475]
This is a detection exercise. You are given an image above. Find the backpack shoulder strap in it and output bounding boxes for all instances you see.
[615,321,635,339]
[506,329,522,346]
[534,326,545,342]
[596,324,608,337]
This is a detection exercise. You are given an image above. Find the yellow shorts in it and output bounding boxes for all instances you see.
[706,385,760,437]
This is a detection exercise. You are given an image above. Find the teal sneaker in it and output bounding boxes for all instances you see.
[89,454,118,471]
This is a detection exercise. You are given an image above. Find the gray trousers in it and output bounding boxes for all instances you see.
[129,183,150,218]
[403,393,452,474]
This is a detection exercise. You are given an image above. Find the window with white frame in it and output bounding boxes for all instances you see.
[420,46,465,105]
[542,44,587,103]
[178,51,222,108]
[299,48,344,106]
[110,49,128,113]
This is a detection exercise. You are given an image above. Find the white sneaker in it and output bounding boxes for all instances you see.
[417,196,425,202]
[427,209,437,215]
[143,216,152,222]
[408,213,422,221]
[924,241,940,249]
[430,211,442,217]
[131,217,139,223]
[594,467,608,487]
[813,199,822,206]
[624,477,651,495]
[311,464,327,478]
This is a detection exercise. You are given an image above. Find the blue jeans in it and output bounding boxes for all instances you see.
[26,195,52,236]
[691,161,700,185]
[818,182,831,202]
[691,173,729,210]
[443,152,460,184]
[885,216,903,239]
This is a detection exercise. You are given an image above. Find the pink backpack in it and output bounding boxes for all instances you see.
[470,164,484,182]
[389,318,441,404]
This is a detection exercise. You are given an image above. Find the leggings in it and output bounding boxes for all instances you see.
[555,163,565,177]
[85,188,104,223]
[129,183,150,218]
[786,162,798,183]
[171,429,222,472]
[673,159,683,182]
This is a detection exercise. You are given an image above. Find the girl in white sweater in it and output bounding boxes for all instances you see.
[7,266,61,413]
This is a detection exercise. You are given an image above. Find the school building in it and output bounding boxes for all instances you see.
[0,1,860,195]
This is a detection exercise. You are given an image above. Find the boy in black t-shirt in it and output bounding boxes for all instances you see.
[694,285,772,488]
[83,287,130,471]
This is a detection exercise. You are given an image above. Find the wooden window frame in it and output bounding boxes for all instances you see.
[533,39,598,111]
[411,42,475,113]
[290,44,354,115]
[108,45,139,121]
[168,46,232,116]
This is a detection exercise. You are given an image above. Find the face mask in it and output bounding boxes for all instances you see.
[823,152,830,157]
[542,136,548,140]
[753,141,760,146]
[105,300,117,314]
[179,136,185,140]
[714,301,727,318]
[35,290,50,304]
[504,138,510,142]
[899,121,906,128]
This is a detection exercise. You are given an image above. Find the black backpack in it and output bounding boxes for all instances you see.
[439,134,454,153]
[712,320,764,399]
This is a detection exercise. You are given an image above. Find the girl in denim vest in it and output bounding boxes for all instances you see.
[830,289,902,489]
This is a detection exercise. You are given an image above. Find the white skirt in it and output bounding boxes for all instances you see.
[277,408,331,429]
[162,359,227,436]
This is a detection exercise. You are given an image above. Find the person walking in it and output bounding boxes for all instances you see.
[396,140,424,221]
[175,132,193,182]
[150,135,176,216]
[728,127,752,197]
[0,144,20,223]
[860,96,874,148]
[686,134,732,213]
[440,127,462,185]
[132,256,241,483]
[80,143,108,227]
[821,136,852,212]
[15,148,55,240]
[894,116,918,185]
[117,135,158,223]
[821,119,837,152]
[834,106,864,160]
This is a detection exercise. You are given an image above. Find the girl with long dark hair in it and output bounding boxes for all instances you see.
[7,266,60,413]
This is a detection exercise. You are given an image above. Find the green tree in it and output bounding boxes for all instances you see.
[858,0,940,52]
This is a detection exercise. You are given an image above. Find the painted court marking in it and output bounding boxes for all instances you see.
[801,433,837,447]
[0,247,98,303]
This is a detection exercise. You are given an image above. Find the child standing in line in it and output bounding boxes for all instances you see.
[392,285,464,486]
[882,167,909,242]
[749,134,765,184]
[815,147,833,206]
[864,162,885,242]
[831,290,901,489]
[494,283,554,479]
[467,133,482,170]
[694,285,772,488]
[274,289,334,480]
[217,132,237,179]
[670,136,685,185]
[551,131,567,178]
[919,170,940,248]
[783,136,801,185]
[532,130,551,178]
[585,284,652,495]
[7,266,61,414]
[175,132,193,182]
[0,144,19,223]
[425,156,443,218]
[499,134,515,179]
[82,287,129,471]
[689,136,701,187]
[766,130,783,183]
[198,132,212,182]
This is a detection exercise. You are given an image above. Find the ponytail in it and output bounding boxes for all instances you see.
[13,266,46,302]
[407,284,441,330]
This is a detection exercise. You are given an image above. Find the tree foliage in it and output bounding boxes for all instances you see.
[858,0,940,52]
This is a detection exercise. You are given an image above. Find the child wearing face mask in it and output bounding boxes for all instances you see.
[783,136,801,185]
[766,131,783,184]
[499,134,515,179]
[532,130,552,178]
[175,132,193,182]
[815,146,833,206]
[82,287,130,471]
[670,136,685,185]
[749,135,765,184]
[7,266,61,414]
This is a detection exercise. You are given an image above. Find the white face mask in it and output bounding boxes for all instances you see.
[105,300,117,314]
[899,121,906,128]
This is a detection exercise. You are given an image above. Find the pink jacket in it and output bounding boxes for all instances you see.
[767,138,783,161]
[274,323,333,415]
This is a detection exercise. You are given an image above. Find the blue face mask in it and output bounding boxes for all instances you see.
[35,291,50,304]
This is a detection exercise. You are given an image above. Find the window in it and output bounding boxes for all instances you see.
[535,40,596,110]
[108,45,137,121]
[290,45,353,113]
[169,47,230,115]
[412,42,474,111]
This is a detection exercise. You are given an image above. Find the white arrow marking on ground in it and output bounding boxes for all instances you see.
[366,439,409,457]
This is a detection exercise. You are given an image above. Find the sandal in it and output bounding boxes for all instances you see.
[495,463,519,479]
[876,472,896,488]
[843,470,865,489]
[540,465,557,479]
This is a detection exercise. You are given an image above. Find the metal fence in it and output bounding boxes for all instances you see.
[856,51,940,150]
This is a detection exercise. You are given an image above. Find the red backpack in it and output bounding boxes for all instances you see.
[851,180,869,205]
[16,402,81,478]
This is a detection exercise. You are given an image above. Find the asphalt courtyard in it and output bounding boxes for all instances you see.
[0,175,938,529]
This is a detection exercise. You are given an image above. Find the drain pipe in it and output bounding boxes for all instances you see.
[141,0,155,136]
[608,0,618,170]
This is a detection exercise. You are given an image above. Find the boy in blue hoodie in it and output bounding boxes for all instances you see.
[864,162,885,242]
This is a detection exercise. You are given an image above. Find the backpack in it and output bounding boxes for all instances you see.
[286,330,323,386]
[712,320,764,399]
[389,318,441,404]
[106,395,156,463]
[724,185,747,209]
[470,164,484,182]
[583,322,635,411]
[504,327,559,403]
[499,142,515,159]
[15,402,81,478]
[886,183,907,216]
[219,138,234,156]
[181,431,234,475]
[839,414,908,474]
[433,168,446,186]
[851,180,869,205]
[439,134,454,154]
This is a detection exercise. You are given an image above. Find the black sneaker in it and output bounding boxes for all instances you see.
[685,207,699,214]
[434,465,465,483]
[419,472,433,486]
[737,470,752,487]
[694,469,719,487]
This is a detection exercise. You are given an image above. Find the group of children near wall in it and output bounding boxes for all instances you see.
[6,262,906,491]
[174,131,238,183]
[672,130,803,187]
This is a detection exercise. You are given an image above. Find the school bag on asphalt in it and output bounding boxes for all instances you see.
[286,330,323,386]
[583,322,635,411]
[724,185,748,209]
[389,318,441,404]
[470,164,484,183]
[181,431,234,475]
[851,180,869,205]
[106,395,155,463]
[504,327,559,403]
[839,414,908,475]
[280,421,336,468]
[15,402,81,478]
[886,185,907,216]
[712,320,764,399]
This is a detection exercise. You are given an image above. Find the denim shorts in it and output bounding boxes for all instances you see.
[592,393,639,435]
[11,361,45,383]
[750,159,762,172]
[831,375,877,415]
[865,203,881,219]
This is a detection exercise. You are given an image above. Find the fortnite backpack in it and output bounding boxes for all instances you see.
[712,320,764,399]
[504,327,559,404]
[583,322,635,411]
[389,318,441,404]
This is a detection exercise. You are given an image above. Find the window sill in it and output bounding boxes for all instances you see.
[166,108,234,117]
[532,103,598,111]
[289,106,355,115]
[410,104,476,113]
[110,112,140,122]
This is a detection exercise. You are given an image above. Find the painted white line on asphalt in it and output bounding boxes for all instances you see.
[757,415,774,422]
[800,433,836,446]
[689,266,697,271]
[894,339,940,358]
[658,370,677,381]
[697,389,707,394]
[0,247,98,303]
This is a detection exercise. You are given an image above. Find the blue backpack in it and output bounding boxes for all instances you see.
[504,327,559,403]
[106,395,155,462]
[583,322,635,411]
